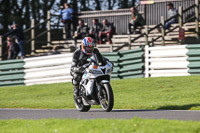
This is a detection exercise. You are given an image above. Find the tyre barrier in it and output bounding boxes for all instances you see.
[103,48,144,79]
[1,44,200,87]
[187,44,200,75]
[0,59,25,87]
[0,54,72,87]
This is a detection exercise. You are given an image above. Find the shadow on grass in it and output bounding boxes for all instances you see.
[157,104,200,110]
[112,109,159,112]
[111,104,200,112]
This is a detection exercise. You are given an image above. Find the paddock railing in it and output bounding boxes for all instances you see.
[131,1,199,48]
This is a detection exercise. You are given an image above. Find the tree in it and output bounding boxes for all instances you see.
[0,0,138,35]
[118,0,135,8]
[95,0,101,10]
[0,0,15,33]
[80,0,86,11]
[72,0,78,13]
[40,0,56,29]
[132,0,136,6]
[0,0,57,32]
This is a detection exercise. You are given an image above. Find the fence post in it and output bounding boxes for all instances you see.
[110,44,113,52]
[151,38,154,46]
[161,16,165,45]
[128,35,131,50]
[178,6,183,45]
[145,45,149,78]
[31,19,35,55]
[47,11,51,46]
[145,25,148,45]
[0,37,2,61]
[195,0,199,39]
[63,28,66,40]
[179,6,183,28]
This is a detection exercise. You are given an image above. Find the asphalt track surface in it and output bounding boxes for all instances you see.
[0,109,200,121]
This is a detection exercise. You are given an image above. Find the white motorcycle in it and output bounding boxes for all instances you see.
[74,56,114,112]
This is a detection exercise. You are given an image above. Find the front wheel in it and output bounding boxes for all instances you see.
[99,83,114,112]
[74,96,91,112]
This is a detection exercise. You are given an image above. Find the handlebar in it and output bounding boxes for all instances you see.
[87,58,99,66]
[83,63,90,68]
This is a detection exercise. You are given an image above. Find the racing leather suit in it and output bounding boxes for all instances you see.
[70,47,105,87]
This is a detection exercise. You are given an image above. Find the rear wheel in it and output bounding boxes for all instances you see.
[74,96,91,112]
[99,83,114,112]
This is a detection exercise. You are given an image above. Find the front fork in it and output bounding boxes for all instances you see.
[96,80,110,99]
[96,82,102,95]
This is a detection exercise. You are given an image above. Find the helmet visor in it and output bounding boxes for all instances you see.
[84,46,94,54]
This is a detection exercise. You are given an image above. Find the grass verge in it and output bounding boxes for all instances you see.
[1,118,200,133]
[0,76,200,110]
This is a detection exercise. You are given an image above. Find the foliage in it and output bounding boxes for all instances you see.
[0,0,56,32]
[0,76,200,110]
[0,0,137,34]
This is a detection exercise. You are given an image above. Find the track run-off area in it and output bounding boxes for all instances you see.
[0,109,200,121]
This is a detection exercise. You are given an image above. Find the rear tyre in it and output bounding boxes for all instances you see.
[74,96,91,112]
[100,83,114,112]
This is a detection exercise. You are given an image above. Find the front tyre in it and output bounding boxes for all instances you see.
[100,83,114,112]
[74,96,91,112]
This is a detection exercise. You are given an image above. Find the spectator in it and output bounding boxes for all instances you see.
[89,18,102,43]
[74,19,89,40]
[98,19,114,44]
[6,36,19,59]
[128,6,145,34]
[1,24,25,59]
[60,3,74,40]
[165,2,178,29]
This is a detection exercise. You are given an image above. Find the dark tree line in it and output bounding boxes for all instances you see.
[0,0,57,33]
[0,0,136,33]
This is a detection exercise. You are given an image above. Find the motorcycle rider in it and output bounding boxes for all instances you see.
[70,37,108,97]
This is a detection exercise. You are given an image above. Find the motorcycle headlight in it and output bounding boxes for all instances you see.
[106,68,112,74]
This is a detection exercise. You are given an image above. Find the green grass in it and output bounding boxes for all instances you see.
[1,76,200,133]
[1,118,200,133]
[0,76,200,110]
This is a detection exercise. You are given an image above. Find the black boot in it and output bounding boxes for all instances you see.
[73,86,79,98]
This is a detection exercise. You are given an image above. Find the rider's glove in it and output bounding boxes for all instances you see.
[78,67,85,73]
[73,66,85,73]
